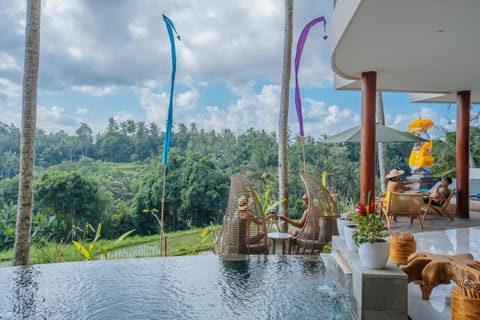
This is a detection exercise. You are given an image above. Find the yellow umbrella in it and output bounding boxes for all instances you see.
[408,117,434,134]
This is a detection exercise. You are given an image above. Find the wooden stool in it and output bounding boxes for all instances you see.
[401,251,480,300]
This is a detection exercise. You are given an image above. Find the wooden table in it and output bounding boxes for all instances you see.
[401,251,480,300]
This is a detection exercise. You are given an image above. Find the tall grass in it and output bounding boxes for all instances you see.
[0,225,221,267]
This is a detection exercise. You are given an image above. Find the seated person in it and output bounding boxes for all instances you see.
[385,169,420,194]
[279,194,320,239]
[382,169,421,216]
[423,177,453,206]
[235,196,274,245]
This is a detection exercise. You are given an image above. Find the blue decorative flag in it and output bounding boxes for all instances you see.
[162,14,181,166]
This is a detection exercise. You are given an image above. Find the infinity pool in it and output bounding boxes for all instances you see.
[0,255,351,319]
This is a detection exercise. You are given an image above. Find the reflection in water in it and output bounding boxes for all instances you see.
[300,258,321,276]
[8,266,42,319]
[221,259,251,287]
[218,258,252,316]
[217,256,345,319]
[0,255,351,319]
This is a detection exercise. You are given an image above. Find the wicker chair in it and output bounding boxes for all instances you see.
[381,192,424,230]
[293,174,340,254]
[214,174,269,256]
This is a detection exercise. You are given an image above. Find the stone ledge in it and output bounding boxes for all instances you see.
[328,236,409,320]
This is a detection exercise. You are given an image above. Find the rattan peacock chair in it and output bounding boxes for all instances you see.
[293,174,340,254]
[214,174,269,257]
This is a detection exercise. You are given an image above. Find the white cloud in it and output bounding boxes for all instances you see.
[418,106,438,120]
[0,53,21,71]
[1,0,459,140]
[37,105,79,134]
[113,111,136,123]
[71,85,119,96]
[439,118,456,132]
[48,106,65,119]
[176,90,198,111]
[387,114,411,130]
[1,0,334,135]
[298,98,360,137]
[325,105,355,126]
[0,78,21,101]
[385,105,458,134]
[187,84,281,135]
[67,47,83,61]
[1,106,21,127]
[0,78,22,127]
[76,108,89,115]
[128,18,148,40]
[139,88,170,126]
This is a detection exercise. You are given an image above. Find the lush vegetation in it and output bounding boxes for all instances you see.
[0,226,222,266]
[1,119,477,258]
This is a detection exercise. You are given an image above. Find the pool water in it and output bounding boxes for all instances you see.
[0,255,351,320]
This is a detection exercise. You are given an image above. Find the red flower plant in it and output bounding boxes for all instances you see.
[356,199,376,216]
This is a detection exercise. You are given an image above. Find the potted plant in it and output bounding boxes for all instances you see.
[337,199,359,239]
[343,223,359,252]
[342,200,368,251]
[343,212,363,252]
[353,199,390,269]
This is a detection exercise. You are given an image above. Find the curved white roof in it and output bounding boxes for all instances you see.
[331,0,480,104]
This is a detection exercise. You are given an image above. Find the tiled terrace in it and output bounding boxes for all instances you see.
[386,201,480,320]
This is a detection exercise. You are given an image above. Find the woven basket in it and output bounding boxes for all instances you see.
[452,285,480,319]
[388,236,416,266]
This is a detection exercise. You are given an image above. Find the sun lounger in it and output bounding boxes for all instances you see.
[422,188,455,221]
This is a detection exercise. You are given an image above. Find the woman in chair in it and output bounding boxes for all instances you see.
[385,169,420,193]
[383,169,421,205]
[381,169,420,221]
[236,196,275,245]
[279,194,320,239]
[423,177,452,206]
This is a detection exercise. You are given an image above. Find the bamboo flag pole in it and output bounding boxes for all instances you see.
[160,15,180,256]
[160,166,167,256]
[300,136,307,175]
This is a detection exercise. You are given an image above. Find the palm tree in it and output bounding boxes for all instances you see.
[376,91,387,194]
[278,0,293,232]
[13,0,41,266]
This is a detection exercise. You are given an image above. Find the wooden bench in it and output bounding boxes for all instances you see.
[401,251,480,300]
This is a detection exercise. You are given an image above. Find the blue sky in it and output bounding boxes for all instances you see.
[0,0,469,138]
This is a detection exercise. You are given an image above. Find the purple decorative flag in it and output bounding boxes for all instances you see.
[294,16,328,137]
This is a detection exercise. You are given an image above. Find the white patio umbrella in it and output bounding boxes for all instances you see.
[321,124,427,144]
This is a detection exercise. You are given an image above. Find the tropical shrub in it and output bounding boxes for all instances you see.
[0,202,16,250]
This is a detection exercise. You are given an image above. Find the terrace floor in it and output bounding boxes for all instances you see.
[387,201,480,320]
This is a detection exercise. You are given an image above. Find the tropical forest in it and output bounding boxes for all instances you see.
[0,118,476,263]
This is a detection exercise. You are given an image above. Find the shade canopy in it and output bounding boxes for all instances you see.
[321,124,427,144]
[330,0,480,104]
